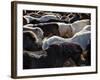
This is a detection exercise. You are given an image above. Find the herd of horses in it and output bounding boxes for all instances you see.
[23,11,91,69]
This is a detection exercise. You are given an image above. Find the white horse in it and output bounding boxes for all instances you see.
[42,30,91,51]
[55,19,90,38]
[71,19,90,34]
